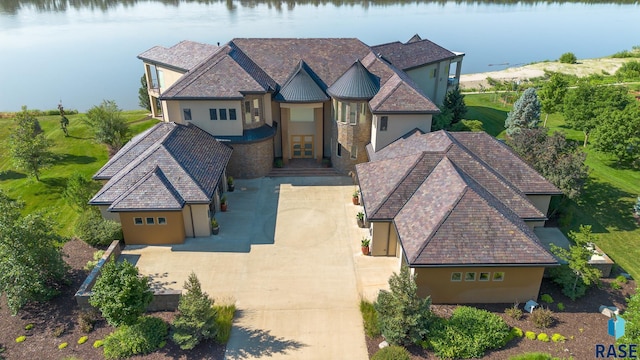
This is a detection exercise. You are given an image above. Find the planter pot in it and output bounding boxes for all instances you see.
[212,226,220,235]
[228,184,235,192]
[352,196,359,205]
[361,246,370,255]
[221,203,228,212]
[357,218,364,228]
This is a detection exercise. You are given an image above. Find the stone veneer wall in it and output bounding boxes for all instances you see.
[331,114,372,175]
[226,137,274,179]
[75,240,181,312]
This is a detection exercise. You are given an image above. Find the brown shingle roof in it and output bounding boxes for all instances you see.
[109,167,185,211]
[137,40,219,71]
[371,38,457,71]
[369,74,440,113]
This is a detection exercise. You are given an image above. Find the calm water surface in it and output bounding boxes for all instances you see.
[1,1,639,111]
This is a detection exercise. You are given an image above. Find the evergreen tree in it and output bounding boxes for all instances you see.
[138,74,151,111]
[443,86,467,124]
[505,88,541,136]
[171,272,218,350]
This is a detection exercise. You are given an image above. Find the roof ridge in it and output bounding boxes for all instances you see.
[228,41,278,92]
[162,125,213,199]
[371,74,402,111]
[109,166,185,211]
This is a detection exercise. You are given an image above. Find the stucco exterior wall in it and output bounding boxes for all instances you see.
[98,205,120,222]
[156,66,184,93]
[120,211,186,245]
[370,113,433,152]
[163,100,243,136]
[527,195,552,217]
[371,222,397,256]
[414,266,545,303]
[181,204,211,238]
[406,61,451,105]
[226,138,274,179]
[526,220,546,230]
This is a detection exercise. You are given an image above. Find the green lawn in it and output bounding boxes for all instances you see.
[0,110,158,236]
[463,93,640,280]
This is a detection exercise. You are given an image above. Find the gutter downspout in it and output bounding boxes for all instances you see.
[188,204,195,238]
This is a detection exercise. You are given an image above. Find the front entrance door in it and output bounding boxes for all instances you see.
[291,135,314,158]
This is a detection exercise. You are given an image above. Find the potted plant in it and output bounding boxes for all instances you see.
[361,237,370,255]
[220,195,228,212]
[211,218,220,235]
[352,189,360,205]
[274,158,284,168]
[356,212,365,228]
[227,176,235,192]
[322,157,331,168]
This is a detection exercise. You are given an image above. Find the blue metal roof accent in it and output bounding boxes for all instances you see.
[275,60,329,103]
[215,124,277,144]
[327,59,380,100]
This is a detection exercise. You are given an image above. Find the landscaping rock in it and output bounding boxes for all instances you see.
[378,340,389,349]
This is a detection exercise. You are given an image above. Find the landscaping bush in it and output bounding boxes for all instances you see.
[371,345,410,360]
[360,300,381,338]
[552,333,566,342]
[557,302,565,311]
[505,304,523,320]
[171,272,217,350]
[428,306,511,359]
[530,307,554,329]
[214,304,236,344]
[512,327,524,338]
[525,331,536,340]
[611,275,628,290]
[103,316,167,359]
[450,119,484,132]
[540,294,553,304]
[548,265,590,300]
[78,309,100,333]
[74,210,123,246]
[537,333,550,342]
[559,52,577,64]
[509,352,555,360]
[83,250,105,271]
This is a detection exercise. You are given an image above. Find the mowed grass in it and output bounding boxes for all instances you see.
[464,93,640,280]
[0,110,158,236]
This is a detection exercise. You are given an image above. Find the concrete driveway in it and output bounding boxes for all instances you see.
[121,176,396,359]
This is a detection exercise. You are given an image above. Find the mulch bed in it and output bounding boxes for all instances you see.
[0,238,225,360]
[366,276,636,360]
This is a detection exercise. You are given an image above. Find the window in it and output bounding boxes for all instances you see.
[219,109,227,120]
[229,109,237,120]
[157,69,165,88]
[479,272,490,281]
[336,142,342,157]
[451,272,462,282]
[134,217,143,225]
[430,68,437,78]
[350,145,357,160]
[380,116,388,131]
[146,217,155,225]
[349,102,357,125]
[244,97,262,124]
[465,272,476,281]
[493,272,505,281]
[158,217,167,225]
[183,108,192,121]
[209,109,217,120]
[339,102,348,123]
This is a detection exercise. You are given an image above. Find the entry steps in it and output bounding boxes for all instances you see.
[267,167,341,177]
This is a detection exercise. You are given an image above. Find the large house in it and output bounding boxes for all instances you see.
[356,130,562,303]
[138,35,464,177]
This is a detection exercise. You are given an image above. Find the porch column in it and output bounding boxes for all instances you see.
[314,107,323,162]
[281,107,290,165]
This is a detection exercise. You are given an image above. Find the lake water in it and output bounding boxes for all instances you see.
[1,0,639,112]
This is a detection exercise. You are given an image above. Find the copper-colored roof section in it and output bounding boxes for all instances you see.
[137,40,219,71]
[327,60,380,100]
[372,37,458,71]
[275,60,329,103]
[369,74,440,113]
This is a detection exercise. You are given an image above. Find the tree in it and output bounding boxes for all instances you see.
[171,272,218,350]
[559,52,577,64]
[84,100,129,153]
[431,107,454,131]
[564,83,630,146]
[619,286,640,344]
[89,259,152,326]
[374,265,432,346]
[507,128,588,199]
[8,106,54,181]
[443,86,467,124]
[0,191,68,314]
[550,225,602,300]
[504,88,541,136]
[538,73,568,126]
[138,74,151,111]
[592,105,640,167]
[64,172,102,211]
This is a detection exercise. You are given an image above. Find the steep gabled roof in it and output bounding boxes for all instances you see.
[90,122,232,210]
[369,74,439,113]
[275,60,329,103]
[327,60,380,100]
[137,40,219,71]
[372,37,458,71]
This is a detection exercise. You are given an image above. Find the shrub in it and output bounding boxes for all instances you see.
[214,304,236,344]
[559,52,577,64]
[360,300,381,338]
[557,302,565,311]
[171,272,218,350]
[612,275,629,290]
[15,336,26,343]
[540,294,553,304]
[450,119,484,132]
[24,324,34,330]
[53,325,66,337]
[74,210,123,246]
[525,331,536,340]
[58,342,68,349]
[371,345,410,360]
[505,304,523,320]
[428,306,511,359]
[552,333,566,342]
[84,250,105,271]
[375,265,432,346]
[509,352,554,360]
[537,333,550,342]
[78,309,100,333]
[512,327,524,337]
[92,340,104,348]
[89,259,152,327]
[77,336,88,345]
[530,308,554,329]
[103,316,167,359]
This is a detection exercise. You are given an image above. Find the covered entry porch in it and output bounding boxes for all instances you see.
[279,103,328,165]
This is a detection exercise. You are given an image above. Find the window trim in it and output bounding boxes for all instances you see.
[229,108,237,120]
[336,142,342,157]
[219,108,227,120]
[465,272,476,281]
[134,217,143,225]
[380,116,388,131]
[451,272,462,282]
[145,217,155,225]
[493,272,505,282]
[350,144,357,160]
[183,108,192,121]
[209,108,217,120]
[479,272,490,281]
